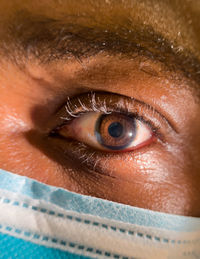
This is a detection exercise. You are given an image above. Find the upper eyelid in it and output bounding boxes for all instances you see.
[56,91,178,134]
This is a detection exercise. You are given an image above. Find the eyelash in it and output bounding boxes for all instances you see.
[58,91,161,139]
[62,92,112,120]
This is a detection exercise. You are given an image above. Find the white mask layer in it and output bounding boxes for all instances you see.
[0,169,199,259]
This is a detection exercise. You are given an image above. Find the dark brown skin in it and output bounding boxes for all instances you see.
[0,0,200,217]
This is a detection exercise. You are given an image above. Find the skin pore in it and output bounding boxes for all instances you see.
[0,0,200,216]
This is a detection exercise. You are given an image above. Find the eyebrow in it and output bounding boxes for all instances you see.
[3,12,200,87]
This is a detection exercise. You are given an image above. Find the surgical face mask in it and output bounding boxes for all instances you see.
[0,169,199,259]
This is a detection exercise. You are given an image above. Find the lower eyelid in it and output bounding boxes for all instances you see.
[48,135,159,182]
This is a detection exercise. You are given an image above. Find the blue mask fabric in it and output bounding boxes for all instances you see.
[0,169,199,259]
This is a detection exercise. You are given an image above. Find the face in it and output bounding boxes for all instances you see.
[0,0,200,217]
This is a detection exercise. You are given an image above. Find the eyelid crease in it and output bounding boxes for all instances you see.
[57,91,178,134]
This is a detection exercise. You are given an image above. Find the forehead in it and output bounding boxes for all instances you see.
[0,0,200,57]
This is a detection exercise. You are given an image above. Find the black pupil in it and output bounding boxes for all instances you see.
[108,122,123,138]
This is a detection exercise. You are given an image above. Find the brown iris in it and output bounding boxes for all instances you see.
[95,113,136,150]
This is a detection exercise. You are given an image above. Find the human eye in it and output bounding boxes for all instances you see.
[49,91,173,179]
[58,111,152,153]
[52,92,157,153]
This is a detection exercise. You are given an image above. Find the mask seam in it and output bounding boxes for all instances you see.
[0,197,199,244]
[0,224,132,259]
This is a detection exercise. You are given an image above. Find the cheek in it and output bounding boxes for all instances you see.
[76,144,199,216]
